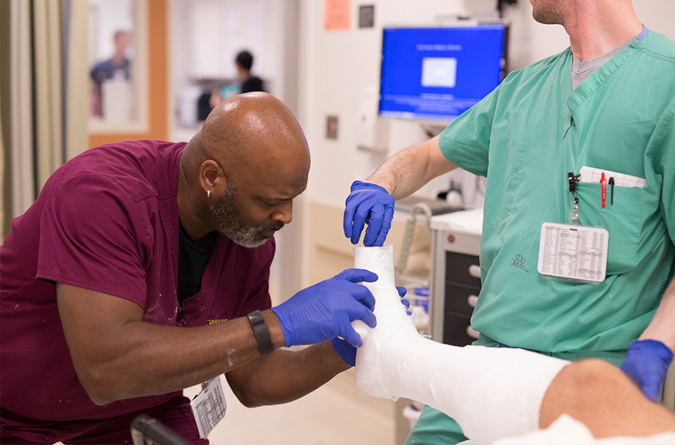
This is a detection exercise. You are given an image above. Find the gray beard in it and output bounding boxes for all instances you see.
[209,184,283,248]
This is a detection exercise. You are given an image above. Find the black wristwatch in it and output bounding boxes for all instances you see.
[246,310,274,356]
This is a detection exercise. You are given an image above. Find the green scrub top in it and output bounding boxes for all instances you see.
[439,29,675,357]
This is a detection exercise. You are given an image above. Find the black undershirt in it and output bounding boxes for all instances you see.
[177,221,218,306]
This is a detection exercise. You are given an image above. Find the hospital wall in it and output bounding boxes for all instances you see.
[296,0,675,289]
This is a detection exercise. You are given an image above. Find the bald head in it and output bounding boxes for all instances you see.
[190,92,306,165]
[178,92,310,244]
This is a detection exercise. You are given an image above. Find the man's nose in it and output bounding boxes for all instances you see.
[272,201,293,225]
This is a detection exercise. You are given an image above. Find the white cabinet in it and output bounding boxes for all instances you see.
[429,208,484,345]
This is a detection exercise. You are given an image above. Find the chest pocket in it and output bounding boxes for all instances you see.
[575,182,644,274]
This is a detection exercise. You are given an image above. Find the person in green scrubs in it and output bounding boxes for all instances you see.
[342,0,675,443]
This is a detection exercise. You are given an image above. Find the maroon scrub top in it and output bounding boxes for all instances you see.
[0,140,274,442]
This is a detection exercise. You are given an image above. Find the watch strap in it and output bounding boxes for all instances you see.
[247,310,274,356]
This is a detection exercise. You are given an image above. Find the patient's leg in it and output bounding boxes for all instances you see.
[353,246,569,444]
[541,359,675,437]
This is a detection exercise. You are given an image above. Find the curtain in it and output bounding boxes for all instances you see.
[64,0,89,161]
[33,0,64,191]
[1,0,88,239]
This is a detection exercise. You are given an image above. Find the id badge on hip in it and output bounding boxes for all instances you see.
[537,222,608,283]
[190,377,227,439]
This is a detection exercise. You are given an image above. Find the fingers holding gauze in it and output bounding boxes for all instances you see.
[343,181,395,246]
[271,269,378,347]
[363,204,385,247]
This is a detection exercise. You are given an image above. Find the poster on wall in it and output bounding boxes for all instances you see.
[325,0,350,31]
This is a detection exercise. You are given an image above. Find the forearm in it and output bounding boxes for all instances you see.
[59,270,374,406]
[104,311,284,401]
[366,136,457,199]
[639,277,675,351]
[226,341,349,407]
[57,282,286,405]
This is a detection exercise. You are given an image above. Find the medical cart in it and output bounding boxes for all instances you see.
[429,209,483,345]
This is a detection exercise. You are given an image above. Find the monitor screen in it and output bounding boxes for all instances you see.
[378,24,507,122]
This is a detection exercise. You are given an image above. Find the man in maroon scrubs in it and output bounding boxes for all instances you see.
[0,93,376,444]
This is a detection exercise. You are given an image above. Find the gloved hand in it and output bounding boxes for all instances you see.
[620,339,674,402]
[272,269,378,348]
[332,286,409,366]
[343,181,395,246]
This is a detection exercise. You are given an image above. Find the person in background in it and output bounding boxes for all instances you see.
[210,50,266,111]
[234,50,265,94]
[342,0,675,443]
[90,30,132,118]
[0,93,380,444]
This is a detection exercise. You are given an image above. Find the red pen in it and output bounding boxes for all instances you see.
[600,172,607,208]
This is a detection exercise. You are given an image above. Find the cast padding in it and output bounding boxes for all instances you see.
[353,246,570,444]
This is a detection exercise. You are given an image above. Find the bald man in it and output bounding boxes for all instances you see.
[0,93,376,444]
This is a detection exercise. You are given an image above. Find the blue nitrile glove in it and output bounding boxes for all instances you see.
[332,286,409,366]
[620,339,674,402]
[343,181,395,246]
[272,269,378,348]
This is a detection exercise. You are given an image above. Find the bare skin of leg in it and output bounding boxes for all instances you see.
[540,359,675,438]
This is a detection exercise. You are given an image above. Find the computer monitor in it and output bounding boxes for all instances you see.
[378,23,508,123]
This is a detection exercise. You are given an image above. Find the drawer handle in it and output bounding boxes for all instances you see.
[466,326,480,339]
[468,265,481,279]
[467,295,479,308]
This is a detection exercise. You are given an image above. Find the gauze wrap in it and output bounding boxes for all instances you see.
[352,246,570,444]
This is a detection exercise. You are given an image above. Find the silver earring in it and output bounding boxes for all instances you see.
[207,190,211,199]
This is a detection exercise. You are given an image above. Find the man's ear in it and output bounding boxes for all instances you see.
[199,160,226,195]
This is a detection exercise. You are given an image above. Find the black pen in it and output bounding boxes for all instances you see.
[609,177,615,205]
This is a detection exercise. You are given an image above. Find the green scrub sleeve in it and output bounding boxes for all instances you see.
[438,86,500,178]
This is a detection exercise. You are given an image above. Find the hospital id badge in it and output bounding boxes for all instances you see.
[190,377,227,439]
[537,222,608,283]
